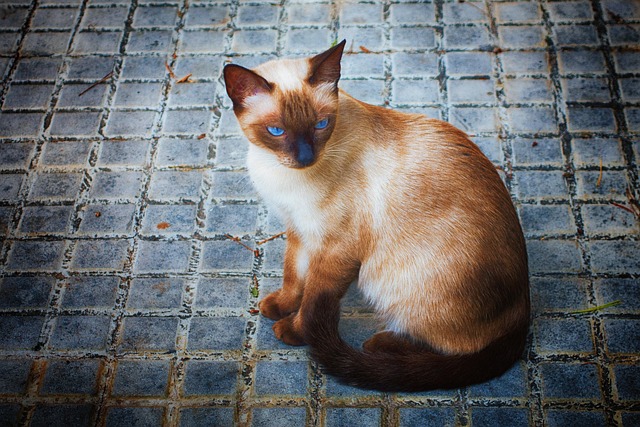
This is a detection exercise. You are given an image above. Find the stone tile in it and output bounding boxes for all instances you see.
[163,110,211,135]
[604,319,640,354]
[340,79,385,105]
[215,136,248,168]
[471,408,530,427]
[31,405,93,427]
[589,241,640,274]
[567,107,616,132]
[445,52,493,75]
[183,360,238,395]
[530,277,589,314]
[519,204,576,235]
[105,407,163,427]
[0,173,24,200]
[119,317,178,351]
[72,30,123,54]
[121,55,167,79]
[342,3,383,24]
[179,408,235,426]
[594,278,640,314]
[113,360,170,396]
[0,206,13,234]
[49,315,110,350]
[609,24,640,47]
[547,1,593,22]
[70,239,130,271]
[210,171,256,198]
[22,31,71,55]
[237,4,279,25]
[0,275,53,309]
[30,172,83,201]
[173,55,223,79]
[19,205,73,234]
[546,410,606,427]
[504,78,553,103]
[390,3,433,24]
[135,240,192,273]
[582,204,639,236]
[81,6,129,29]
[535,318,593,354]
[0,142,34,169]
[180,30,226,53]
[4,83,55,109]
[495,2,541,23]
[447,78,495,104]
[187,317,245,350]
[141,204,196,235]
[287,4,330,24]
[232,29,277,53]
[450,107,497,133]
[113,82,164,107]
[392,52,438,76]
[286,28,332,53]
[13,57,62,80]
[40,140,92,166]
[77,203,136,235]
[554,24,599,46]
[508,107,557,133]
[262,238,284,271]
[200,240,255,272]
[148,171,202,200]
[540,362,601,398]
[41,359,100,395]
[156,138,209,167]
[49,111,102,137]
[444,25,491,49]
[256,316,290,351]
[98,140,150,166]
[251,407,307,427]
[501,51,549,74]
[0,7,29,29]
[206,203,258,235]
[184,4,229,26]
[7,240,66,271]
[558,50,606,74]
[133,5,179,28]
[391,27,436,49]
[620,77,640,102]
[127,30,173,53]
[90,171,145,200]
[526,239,582,273]
[104,110,156,137]
[392,78,439,104]
[498,25,545,48]
[326,408,381,427]
[0,315,44,349]
[399,408,456,427]
[512,138,563,166]
[0,359,31,394]
[31,6,79,28]
[325,373,382,398]
[128,277,184,310]
[613,365,640,400]
[574,170,628,201]
[62,275,119,309]
[167,82,217,107]
[562,77,611,102]
[195,277,248,309]
[613,50,640,73]
[0,112,45,137]
[254,360,307,396]
[572,137,624,167]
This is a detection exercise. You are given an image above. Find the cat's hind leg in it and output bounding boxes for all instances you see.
[363,331,424,354]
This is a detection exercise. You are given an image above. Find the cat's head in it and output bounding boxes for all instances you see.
[223,40,346,169]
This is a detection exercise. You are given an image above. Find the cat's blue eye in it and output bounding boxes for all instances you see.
[267,126,285,136]
[315,118,329,129]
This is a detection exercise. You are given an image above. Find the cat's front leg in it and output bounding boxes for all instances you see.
[259,229,306,320]
[272,250,359,346]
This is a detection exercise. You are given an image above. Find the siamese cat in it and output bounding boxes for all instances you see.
[223,40,530,391]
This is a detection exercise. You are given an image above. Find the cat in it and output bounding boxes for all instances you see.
[223,40,530,391]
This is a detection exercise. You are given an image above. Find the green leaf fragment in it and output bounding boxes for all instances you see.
[569,300,622,314]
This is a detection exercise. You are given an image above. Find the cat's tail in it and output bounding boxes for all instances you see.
[303,292,528,392]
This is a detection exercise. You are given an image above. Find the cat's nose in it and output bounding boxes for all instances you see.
[296,139,315,166]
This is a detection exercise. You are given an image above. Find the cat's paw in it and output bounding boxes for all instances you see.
[258,290,299,320]
[272,314,306,346]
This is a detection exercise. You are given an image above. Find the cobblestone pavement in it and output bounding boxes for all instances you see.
[0,0,639,426]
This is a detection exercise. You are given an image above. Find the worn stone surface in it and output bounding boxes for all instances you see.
[0,0,639,426]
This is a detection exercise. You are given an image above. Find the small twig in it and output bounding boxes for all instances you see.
[626,186,640,219]
[569,300,621,315]
[596,157,603,187]
[176,73,193,83]
[225,234,259,256]
[78,71,114,97]
[165,61,176,79]
[611,202,635,215]
[256,232,286,245]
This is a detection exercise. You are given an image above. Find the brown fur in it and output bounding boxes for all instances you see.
[223,40,530,391]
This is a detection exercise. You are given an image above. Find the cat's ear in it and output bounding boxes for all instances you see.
[223,64,273,109]
[308,40,346,88]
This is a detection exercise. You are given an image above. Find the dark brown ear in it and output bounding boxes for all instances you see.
[223,64,272,109]
[308,40,346,87]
